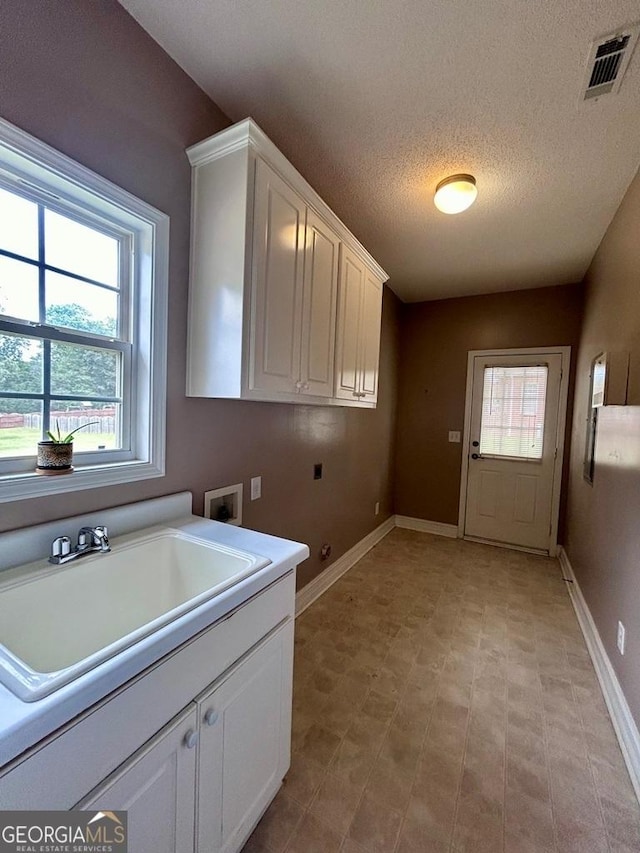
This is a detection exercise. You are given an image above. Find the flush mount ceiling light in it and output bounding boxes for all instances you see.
[434,174,477,214]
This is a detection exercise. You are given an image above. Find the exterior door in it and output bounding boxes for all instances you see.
[464,352,564,552]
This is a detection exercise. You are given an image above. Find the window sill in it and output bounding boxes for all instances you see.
[0,460,165,504]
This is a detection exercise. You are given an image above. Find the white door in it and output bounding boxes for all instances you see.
[77,705,198,853]
[300,209,339,397]
[250,159,305,393]
[196,621,294,853]
[464,352,564,553]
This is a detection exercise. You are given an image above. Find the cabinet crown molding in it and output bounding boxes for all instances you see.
[186,118,388,284]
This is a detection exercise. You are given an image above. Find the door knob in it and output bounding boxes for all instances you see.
[471,453,480,460]
[472,440,479,447]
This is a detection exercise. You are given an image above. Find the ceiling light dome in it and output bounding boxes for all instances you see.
[434,174,477,214]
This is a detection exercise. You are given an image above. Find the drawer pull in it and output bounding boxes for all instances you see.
[204,708,219,727]
[184,728,199,749]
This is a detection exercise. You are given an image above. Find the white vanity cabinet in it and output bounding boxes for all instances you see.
[335,246,384,404]
[77,705,199,853]
[197,622,292,853]
[0,571,297,853]
[185,118,387,407]
[76,622,293,853]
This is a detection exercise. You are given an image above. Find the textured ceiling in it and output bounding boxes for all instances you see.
[119,0,640,302]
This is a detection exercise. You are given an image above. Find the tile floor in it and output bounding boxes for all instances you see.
[243,529,640,852]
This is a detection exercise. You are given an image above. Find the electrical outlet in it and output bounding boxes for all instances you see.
[375,501,380,515]
[250,476,262,501]
[313,463,323,480]
[448,431,461,443]
[617,621,626,655]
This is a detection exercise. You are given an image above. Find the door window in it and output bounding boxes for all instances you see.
[479,365,548,459]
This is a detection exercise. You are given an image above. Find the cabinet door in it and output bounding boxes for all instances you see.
[77,705,198,853]
[359,270,383,400]
[196,620,294,853]
[335,245,365,401]
[250,159,305,394]
[299,209,339,397]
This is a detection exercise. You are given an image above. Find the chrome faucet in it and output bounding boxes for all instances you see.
[49,525,111,565]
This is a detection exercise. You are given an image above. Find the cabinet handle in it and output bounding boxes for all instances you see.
[302,382,310,391]
[184,728,199,749]
[295,380,303,391]
[204,708,219,727]
[352,390,360,397]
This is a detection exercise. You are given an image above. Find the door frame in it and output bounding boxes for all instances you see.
[458,346,571,557]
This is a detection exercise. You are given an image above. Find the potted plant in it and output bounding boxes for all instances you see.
[36,420,98,475]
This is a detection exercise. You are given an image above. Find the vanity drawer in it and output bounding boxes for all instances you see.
[0,571,294,809]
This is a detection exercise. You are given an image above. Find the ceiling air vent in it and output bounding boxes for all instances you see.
[582,24,640,99]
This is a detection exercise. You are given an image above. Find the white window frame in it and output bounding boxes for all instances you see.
[0,117,168,502]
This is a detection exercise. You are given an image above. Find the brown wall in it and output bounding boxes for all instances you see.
[0,0,400,590]
[564,167,640,727]
[395,285,584,530]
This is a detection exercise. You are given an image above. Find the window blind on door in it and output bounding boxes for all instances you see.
[479,365,548,459]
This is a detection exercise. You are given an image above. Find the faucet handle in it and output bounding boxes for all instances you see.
[76,524,110,552]
[94,525,110,552]
[51,536,72,559]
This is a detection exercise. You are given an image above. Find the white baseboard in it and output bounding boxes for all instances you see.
[395,515,459,538]
[295,515,395,616]
[296,514,458,616]
[559,546,640,803]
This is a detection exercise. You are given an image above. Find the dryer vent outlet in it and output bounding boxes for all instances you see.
[203,483,243,526]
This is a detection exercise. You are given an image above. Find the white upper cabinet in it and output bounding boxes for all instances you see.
[300,208,340,398]
[186,118,387,407]
[360,267,384,400]
[250,159,306,395]
[335,246,384,404]
[249,160,339,398]
[335,246,364,401]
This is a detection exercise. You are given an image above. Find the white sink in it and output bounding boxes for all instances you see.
[0,528,271,702]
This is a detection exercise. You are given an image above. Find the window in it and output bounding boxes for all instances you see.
[479,365,548,460]
[0,118,168,502]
